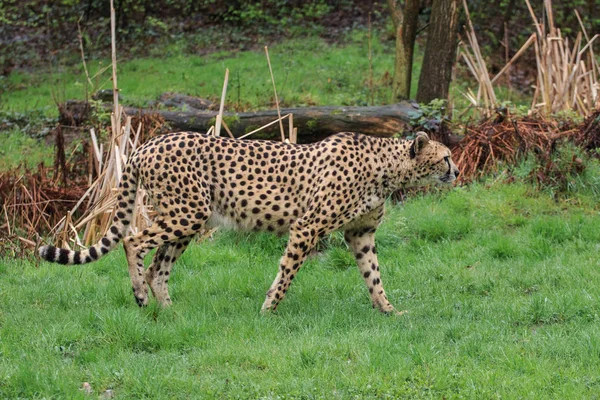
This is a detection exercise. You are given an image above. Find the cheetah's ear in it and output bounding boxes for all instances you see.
[410,131,430,159]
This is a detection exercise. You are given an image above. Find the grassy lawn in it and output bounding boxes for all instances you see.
[2,177,600,398]
[2,32,525,117]
[0,129,54,170]
[1,34,403,116]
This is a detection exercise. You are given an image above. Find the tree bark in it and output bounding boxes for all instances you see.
[416,0,460,103]
[118,102,419,143]
[388,0,420,101]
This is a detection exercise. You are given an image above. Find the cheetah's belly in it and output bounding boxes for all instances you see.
[206,209,296,234]
[206,210,254,231]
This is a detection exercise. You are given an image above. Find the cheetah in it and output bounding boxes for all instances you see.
[39,131,459,314]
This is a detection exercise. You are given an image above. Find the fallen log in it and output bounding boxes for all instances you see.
[61,100,422,142]
[120,101,420,142]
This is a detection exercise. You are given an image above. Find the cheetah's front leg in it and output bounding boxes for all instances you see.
[345,229,402,314]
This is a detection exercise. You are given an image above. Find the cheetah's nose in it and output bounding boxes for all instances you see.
[454,170,460,178]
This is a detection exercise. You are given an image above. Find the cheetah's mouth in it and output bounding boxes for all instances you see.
[439,174,456,184]
[439,156,458,184]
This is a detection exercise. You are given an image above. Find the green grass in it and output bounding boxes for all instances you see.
[2,179,600,398]
[5,30,536,119]
[1,34,399,116]
[2,25,544,136]
[4,32,520,118]
[0,128,54,170]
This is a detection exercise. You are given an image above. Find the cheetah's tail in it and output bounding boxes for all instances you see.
[38,163,139,265]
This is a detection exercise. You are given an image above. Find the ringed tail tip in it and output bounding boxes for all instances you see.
[38,245,86,265]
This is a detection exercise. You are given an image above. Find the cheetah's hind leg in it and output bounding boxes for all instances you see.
[124,212,209,307]
[145,236,193,306]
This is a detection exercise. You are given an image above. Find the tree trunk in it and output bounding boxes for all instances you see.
[388,0,420,101]
[416,0,460,103]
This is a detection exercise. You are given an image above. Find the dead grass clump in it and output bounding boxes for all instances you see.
[452,115,579,182]
[130,111,169,143]
[0,164,88,247]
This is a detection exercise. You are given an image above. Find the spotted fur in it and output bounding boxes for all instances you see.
[40,131,459,312]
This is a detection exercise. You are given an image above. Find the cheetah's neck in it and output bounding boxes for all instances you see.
[374,138,416,191]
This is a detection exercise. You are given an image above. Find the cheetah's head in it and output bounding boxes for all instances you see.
[408,131,460,186]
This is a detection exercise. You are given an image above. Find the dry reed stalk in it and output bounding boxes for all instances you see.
[77,17,94,92]
[367,13,374,105]
[288,113,295,144]
[575,10,599,73]
[265,46,286,142]
[56,211,72,249]
[491,34,536,85]
[17,236,36,248]
[215,68,229,137]
[3,204,10,236]
[460,0,599,118]
[460,39,494,111]
[525,0,599,116]
[48,0,151,248]
[220,119,236,139]
[460,0,496,113]
[502,22,511,88]
[238,113,293,140]
[110,0,119,124]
